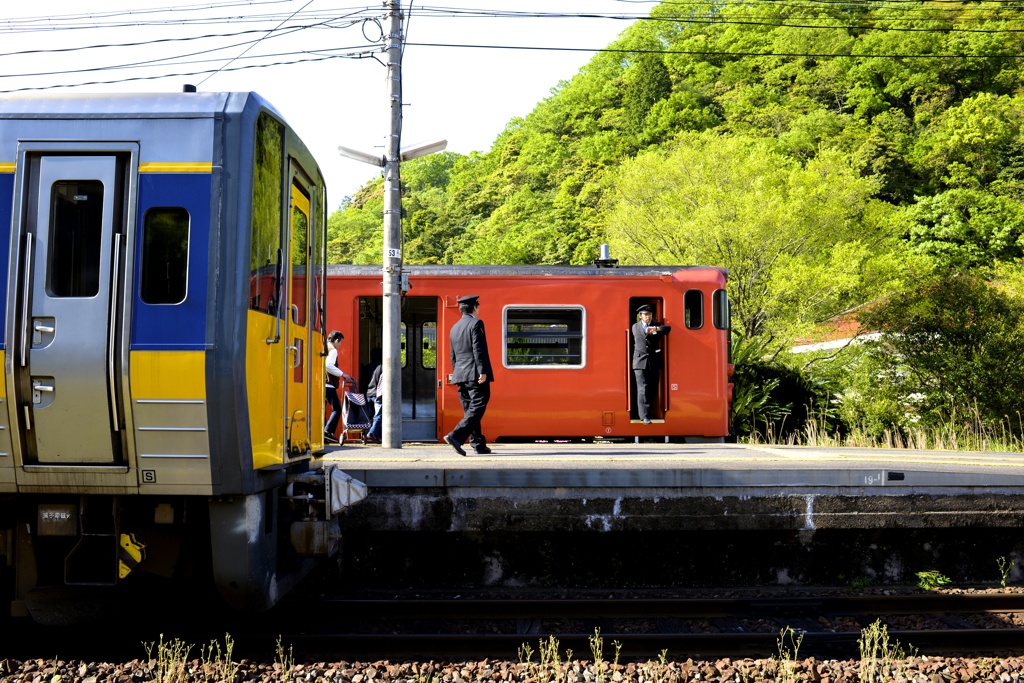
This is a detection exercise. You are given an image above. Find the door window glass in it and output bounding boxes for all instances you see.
[311,182,325,333]
[504,307,585,367]
[400,322,407,367]
[290,201,307,326]
[421,322,437,369]
[250,113,283,316]
[49,180,103,297]
[140,207,189,304]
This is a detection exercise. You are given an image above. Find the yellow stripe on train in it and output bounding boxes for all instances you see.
[1,162,210,174]
[139,162,213,173]
[130,351,206,399]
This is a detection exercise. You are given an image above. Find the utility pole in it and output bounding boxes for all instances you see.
[381,0,403,449]
[337,2,445,450]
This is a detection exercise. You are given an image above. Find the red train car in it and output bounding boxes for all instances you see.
[325,264,732,442]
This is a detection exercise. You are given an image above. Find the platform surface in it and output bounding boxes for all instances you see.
[326,442,1024,490]
[326,443,1024,531]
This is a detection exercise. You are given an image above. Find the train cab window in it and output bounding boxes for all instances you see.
[421,322,437,369]
[140,207,189,304]
[684,290,704,329]
[504,307,585,368]
[249,112,284,316]
[713,289,730,330]
[49,180,103,297]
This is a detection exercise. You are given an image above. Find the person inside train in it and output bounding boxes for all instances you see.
[365,349,383,444]
[444,294,494,456]
[324,330,354,444]
[631,304,671,424]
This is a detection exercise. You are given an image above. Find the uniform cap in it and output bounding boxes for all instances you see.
[636,304,653,314]
[457,294,480,305]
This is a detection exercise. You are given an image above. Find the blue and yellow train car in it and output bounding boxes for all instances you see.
[0,91,342,621]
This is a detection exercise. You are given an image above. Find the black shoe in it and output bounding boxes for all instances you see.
[324,431,340,444]
[474,446,492,455]
[443,434,467,456]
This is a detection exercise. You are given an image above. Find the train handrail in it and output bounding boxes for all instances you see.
[19,233,32,367]
[107,234,121,431]
[625,329,631,412]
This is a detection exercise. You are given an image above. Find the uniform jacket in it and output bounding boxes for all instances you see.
[631,320,672,370]
[450,313,494,384]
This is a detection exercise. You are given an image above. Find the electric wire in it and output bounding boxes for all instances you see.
[5,1,1024,91]
[196,0,317,86]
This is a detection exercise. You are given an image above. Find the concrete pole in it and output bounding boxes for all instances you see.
[381,0,403,449]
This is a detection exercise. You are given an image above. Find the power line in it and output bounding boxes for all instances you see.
[404,41,1024,60]
[0,19,364,59]
[196,0,317,86]
[0,49,380,94]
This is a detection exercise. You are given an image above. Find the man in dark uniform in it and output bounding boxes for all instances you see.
[444,294,494,456]
[631,304,671,424]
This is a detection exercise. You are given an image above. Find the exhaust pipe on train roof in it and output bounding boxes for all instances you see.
[594,244,619,268]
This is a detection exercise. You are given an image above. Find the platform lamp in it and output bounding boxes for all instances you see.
[338,138,447,449]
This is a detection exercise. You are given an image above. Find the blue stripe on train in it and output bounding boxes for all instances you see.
[0,173,11,350]
[131,173,212,350]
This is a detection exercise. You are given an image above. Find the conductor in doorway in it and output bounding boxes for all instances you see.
[444,294,494,456]
[631,304,671,424]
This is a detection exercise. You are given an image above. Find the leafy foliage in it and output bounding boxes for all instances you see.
[326,0,1024,437]
[856,274,1024,430]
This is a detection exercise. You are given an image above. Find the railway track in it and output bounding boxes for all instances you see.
[252,593,1024,660]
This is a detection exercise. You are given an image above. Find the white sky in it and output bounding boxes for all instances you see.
[1,1,647,210]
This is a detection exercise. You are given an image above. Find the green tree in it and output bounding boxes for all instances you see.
[856,274,1024,429]
[605,131,889,341]
[623,53,673,135]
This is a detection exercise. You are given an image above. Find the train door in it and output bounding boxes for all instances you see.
[357,296,438,441]
[628,296,667,423]
[8,154,131,464]
[286,180,312,454]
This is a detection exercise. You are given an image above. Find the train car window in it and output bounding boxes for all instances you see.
[250,113,284,316]
[684,290,704,329]
[421,322,437,369]
[140,207,189,304]
[49,180,103,297]
[504,307,585,368]
[713,289,730,330]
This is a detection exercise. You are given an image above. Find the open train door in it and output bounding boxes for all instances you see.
[6,151,135,466]
[357,296,438,441]
[628,296,667,423]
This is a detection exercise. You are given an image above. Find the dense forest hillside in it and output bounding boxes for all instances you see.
[329,1,1024,442]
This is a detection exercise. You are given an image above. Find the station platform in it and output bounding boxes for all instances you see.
[326,442,1024,531]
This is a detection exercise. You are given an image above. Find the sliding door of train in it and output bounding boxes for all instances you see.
[285,181,313,453]
[7,152,134,464]
[628,296,668,422]
[357,296,437,440]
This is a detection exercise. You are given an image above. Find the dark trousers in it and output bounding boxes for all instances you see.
[634,368,660,421]
[325,385,342,434]
[451,381,490,448]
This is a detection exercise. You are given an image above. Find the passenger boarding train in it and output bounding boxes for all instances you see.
[0,92,344,622]
[326,264,733,444]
